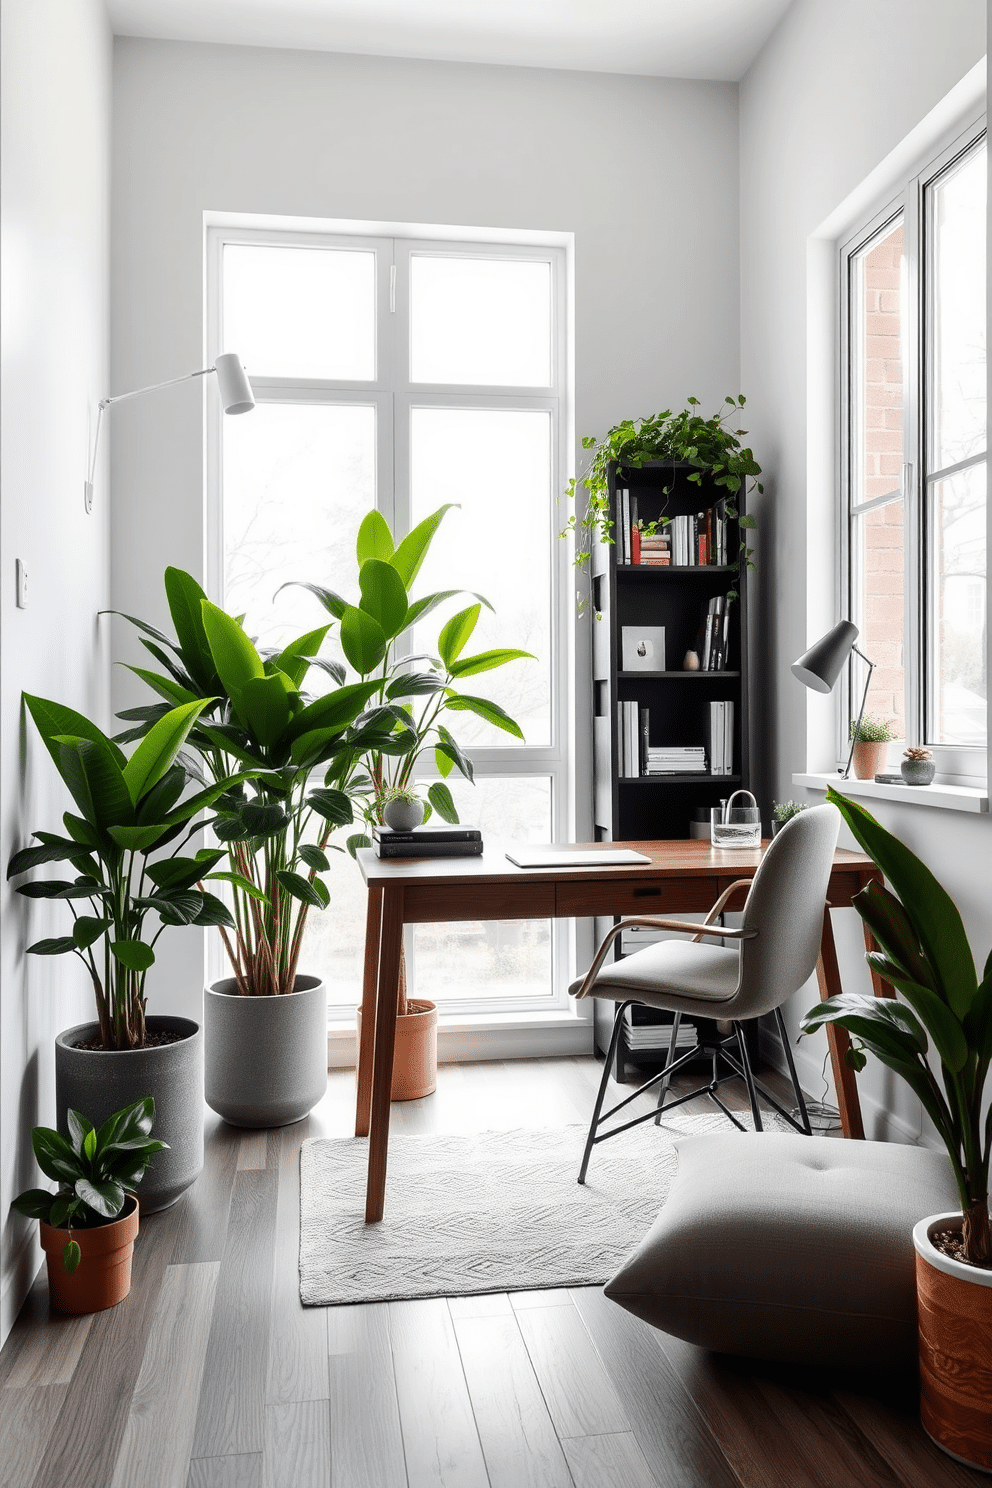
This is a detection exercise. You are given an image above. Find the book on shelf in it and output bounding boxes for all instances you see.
[644,745,707,776]
[698,595,730,671]
[635,501,732,567]
[707,699,735,777]
[617,700,640,777]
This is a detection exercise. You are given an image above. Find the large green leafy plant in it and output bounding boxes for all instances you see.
[7,695,250,1049]
[114,568,391,997]
[802,788,991,1268]
[11,1097,166,1272]
[561,395,761,601]
[288,504,533,836]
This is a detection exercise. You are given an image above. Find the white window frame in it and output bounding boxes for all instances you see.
[839,115,987,786]
[204,220,574,1020]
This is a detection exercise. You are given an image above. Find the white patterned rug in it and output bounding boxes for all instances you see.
[299,1110,792,1306]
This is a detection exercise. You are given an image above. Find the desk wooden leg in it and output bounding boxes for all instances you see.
[816,908,866,1140]
[355,886,383,1138]
[365,887,404,1224]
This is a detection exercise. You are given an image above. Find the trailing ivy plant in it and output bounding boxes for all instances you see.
[560,395,762,607]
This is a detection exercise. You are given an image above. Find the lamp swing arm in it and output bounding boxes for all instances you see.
[842,643,876,781]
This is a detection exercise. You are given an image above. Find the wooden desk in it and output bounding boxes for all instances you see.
[355,839,886,1222]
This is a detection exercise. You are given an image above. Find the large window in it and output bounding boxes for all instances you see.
[842,122,987,777]
[206,226,569,1016]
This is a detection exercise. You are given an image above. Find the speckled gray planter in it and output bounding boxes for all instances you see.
[55,1016,203,1214]
[205,976,327,1129]
[901,759,936,786]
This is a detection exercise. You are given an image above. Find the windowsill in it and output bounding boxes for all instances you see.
[793,772,989,814]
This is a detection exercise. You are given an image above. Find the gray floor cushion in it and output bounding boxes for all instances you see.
[604,1132,958,1368]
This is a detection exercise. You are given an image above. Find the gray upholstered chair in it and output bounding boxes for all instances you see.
[571,804,841,1183]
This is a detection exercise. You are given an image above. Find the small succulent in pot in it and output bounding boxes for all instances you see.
[10,1097,166,1271]
[771,800,807,835]
[901,746,935,787]
[381,786,425,833]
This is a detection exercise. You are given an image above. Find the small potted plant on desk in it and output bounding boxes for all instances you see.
[8,694,249,1210]
[11,1097,166,1314]
[771,800,807,837]
[848,714,896,780]
[802,788,991,1472]
[291,505,533,1102]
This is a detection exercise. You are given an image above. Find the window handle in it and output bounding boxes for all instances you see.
[901,462,913,498]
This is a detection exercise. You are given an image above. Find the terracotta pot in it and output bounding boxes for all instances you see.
[851,739,889,780]
[356,998,438,1101]
[40,1195,138,1315]
[913,1212,992,1473]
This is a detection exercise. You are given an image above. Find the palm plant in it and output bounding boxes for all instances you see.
[7,695,249,1049]
[802,788,991,1267]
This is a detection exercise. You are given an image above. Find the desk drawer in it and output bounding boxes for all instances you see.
[556,876,721,919]
[402,880,555,924]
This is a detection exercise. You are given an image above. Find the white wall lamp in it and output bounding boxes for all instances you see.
[84,352,255,513]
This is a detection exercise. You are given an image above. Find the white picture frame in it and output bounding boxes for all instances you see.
[621,626,666,672]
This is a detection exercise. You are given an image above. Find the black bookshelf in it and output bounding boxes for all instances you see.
[589,460,751,1076]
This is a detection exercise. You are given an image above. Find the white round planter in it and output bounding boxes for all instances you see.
[204,975,327,1128]
[55,1016,203,1213]
[383,797,424,832]
[913,1212,992,1473]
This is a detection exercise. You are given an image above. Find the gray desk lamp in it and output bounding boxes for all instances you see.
[84,352,254,513]
[791,620,875,780]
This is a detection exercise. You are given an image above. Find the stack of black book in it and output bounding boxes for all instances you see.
[372,824,483,859]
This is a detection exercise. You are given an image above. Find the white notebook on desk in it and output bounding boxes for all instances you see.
[505,847,652,869]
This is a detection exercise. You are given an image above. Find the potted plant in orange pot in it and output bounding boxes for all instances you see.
[10,1097,166,1314]
[847,714,896,780]
[802,788,991,1471]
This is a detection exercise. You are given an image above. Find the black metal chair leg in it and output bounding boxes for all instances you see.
[775,1007,812,1135]
[579,1001,631,1184]
[734,1022,763,1131]
[654,1013,682,1125]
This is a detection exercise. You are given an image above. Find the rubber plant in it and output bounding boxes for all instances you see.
[561,394,761,604]
[10,1097,166,1271]
[112,568,393,996]
[7,694,252,1049]
[802,787,991,1268]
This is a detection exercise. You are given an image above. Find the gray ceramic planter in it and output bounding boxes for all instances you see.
[55,1016,203,1213]
[901,759,936,786]
[204,975,327,1128]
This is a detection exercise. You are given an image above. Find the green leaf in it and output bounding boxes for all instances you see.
[66,1109,94,1158]
[157,771,263,830]
[56,736,134,830]
[26,937,78,956]
[240,800,289,835]
[288,726,349,768]
[123,665,200,708]
[385,672,445,700]
[444,694,524,738]
[111,940,155,973]
[853,879,936,991]
[146,852,224,892]
[107,823,172,852]
[205,870,269,902]
[437,605,480,668]
[192,892,236,928]
[340,606,388,675]
[427,782,458,823]
[826,788,978,1019]
[306,788,353,826]
[272,626,331,688]
[359,559,409,640]
[299,844,331,872]
[276,870,327,908]
[435,728,474,782]
[75,1178,125,1219]
[10,1189,56,1221]
[200,600,265,706]
[7,839,93,879]
[83,1128,97,1161]
[73,917,111,950]
[964,969,992,1061]
[404,588,493,629]
[448,648,534,679]
[31,1128,80,1186]
[356,509,395,565]
[284,682,381,743]
[122,699,211,805]
[389,504,457,588]
[275,581,348,620]
[346,832,372,858]
[163,567,216,688]
[434,745,454,778]
[864,955,969,1073]
[236,674,293,749]
[19,880,101,901]
[137,764,188,825]
[62,1240,82,1275]
[24,694,126,773]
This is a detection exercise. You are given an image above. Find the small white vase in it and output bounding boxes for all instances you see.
[383,797,425,832]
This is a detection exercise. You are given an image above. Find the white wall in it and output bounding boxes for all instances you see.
[0,0,113,1342]
[110,38,742,1022]
[740,0,988,1139]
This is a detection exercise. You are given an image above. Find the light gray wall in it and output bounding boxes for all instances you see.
[110,38,742,1022]
[1,0,113,1342]
[740,0,988,1139]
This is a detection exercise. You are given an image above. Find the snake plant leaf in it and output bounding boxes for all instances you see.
[444,694,524,738]
[853,879,936,991]
[272,626,331,689]
[122,699,211,806]
[826,787,977,1018]
[864,953,969,1072]
[448,648,534,679]
[200,600,265,712]
[359,559,409,641]
[164,567,217,692]
[389,504,457,589]
[24,694,127,772]
[438,605,480,668]
[123,665,200,708]
[427,781,458,823]
[340,605,387,675]
[357,509,395,565]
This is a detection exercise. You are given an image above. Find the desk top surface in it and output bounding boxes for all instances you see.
[356,838,877,890]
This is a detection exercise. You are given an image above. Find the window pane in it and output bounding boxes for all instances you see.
[410,407,552,746]
[223,402,375,649]
[223,245,376,380]
[411,776,553,1004]
[410,256,552,386]
[929,462,987,746]
[851,219,904,506]
[850,500,906,733]
[930,142,987,470]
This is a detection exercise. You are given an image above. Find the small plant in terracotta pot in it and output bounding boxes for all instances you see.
[848,714,895,780]
[901,746,935,787]
[10,1097,166,1314]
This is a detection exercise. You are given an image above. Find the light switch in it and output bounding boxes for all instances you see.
[15,559,28,609]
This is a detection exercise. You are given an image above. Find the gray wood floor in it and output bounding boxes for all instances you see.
[0,1056,977,1488]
